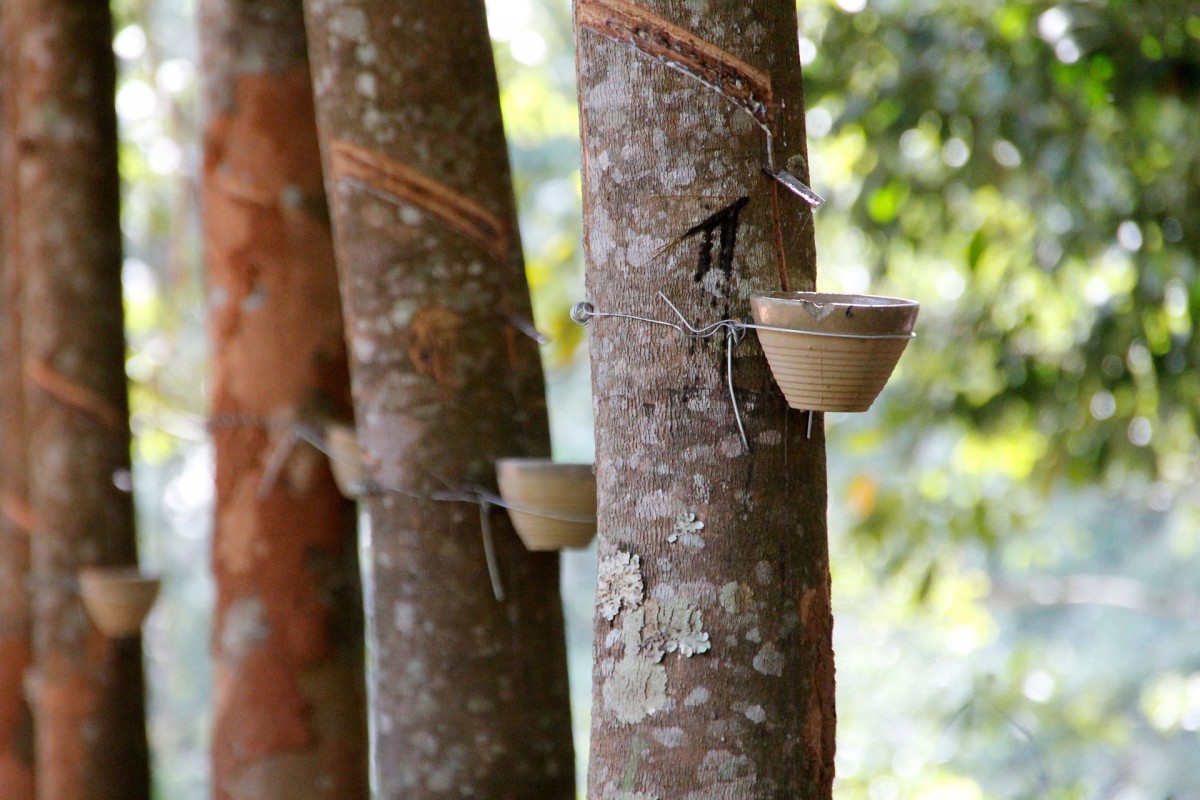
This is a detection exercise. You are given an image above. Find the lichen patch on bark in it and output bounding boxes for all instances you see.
[598,551,645,622]
[602,657,668,725]
[640,598,711,661]
[751,642,784,677]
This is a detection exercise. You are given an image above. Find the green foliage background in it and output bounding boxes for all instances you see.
[110,0,1200,797]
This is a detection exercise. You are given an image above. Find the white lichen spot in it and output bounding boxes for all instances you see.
[466,696,495,714]
[328,8,367,40]
[351,336,376,363]
[718,581,740,614]
[389,299,420,328]
[641,598,711,661]
[603,657,667,724]
[352,72,376,98]
[426,767,454,792]
[753,642,785,677]
[670,163,697,187]
[597,551,644,622]
[404,659,426,682]
[651,726,685,748]
[620,606,647,651]
[756,429,782,446]
[219,597,270,664]
[684,686,710,707]
[718,433,744,457]
[669,511,704,544]
[650,583,676,601]
[627,232,660,265]
[755,560,774,586]
[635,490,672,521]
[745,628,762,643]
[411,730,438,755]
[699,750,752,782]
[744,705,767,723]
[356,43,377,65]
[393,601,416,633]
[362,107,388,135]
[399,205,423,226]
[675,579,717,605]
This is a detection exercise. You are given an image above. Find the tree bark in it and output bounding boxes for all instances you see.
[574,1,835,797]
[0,6,35,795]
[8,2,151,799]
[303,0,576,797]
[198,2,369,799]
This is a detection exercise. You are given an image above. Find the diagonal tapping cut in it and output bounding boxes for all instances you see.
[577,0,774,127]
[25,359,124,430]
[1,494,36,536]
[329,139,510,263]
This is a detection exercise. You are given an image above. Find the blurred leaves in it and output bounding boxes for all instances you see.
[808,0,1200,795]
[806,0,1200,558]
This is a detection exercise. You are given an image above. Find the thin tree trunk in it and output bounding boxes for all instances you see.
[198,2,369,798]
[574,1,835,796]
[9,2,151,799]
[303,0,576,796]
[0,6,35,793]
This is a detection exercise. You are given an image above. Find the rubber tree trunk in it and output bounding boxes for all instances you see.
[303,0,576,796]
[8,2,151,799]
[198,2,369,798]
[574,1,835,797]
[0,8,35,794]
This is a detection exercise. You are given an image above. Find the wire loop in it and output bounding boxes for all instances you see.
[293,427,596,602]
[571,292,916,449]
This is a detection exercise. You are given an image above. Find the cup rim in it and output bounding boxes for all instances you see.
[495,458,594,474]
[79,566,160,586]
[750,290,919,309]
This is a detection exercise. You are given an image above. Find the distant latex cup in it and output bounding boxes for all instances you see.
[495,459,597,551]
[325,424,368,498]
[750,291,919,412]
[78,567,161,638]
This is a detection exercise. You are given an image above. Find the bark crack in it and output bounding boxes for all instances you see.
[207,169,276,208]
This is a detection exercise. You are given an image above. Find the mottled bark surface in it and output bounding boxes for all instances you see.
[0,8,35,795]
[199,2,368,798]
[9,2,150,799]
[575,1,835,797]
[304,0,575,797]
